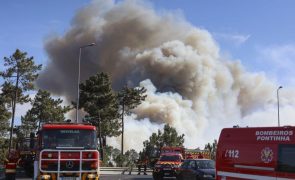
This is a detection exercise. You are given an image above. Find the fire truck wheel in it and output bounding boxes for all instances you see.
[176,174,182,180]
[5,173,16,180]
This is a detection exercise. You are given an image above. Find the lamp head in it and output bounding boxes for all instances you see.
[81,43,96,48]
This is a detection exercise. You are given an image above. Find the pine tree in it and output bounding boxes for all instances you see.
[0,49,42,151]
[78,72,122,149]
[204,139,217,160]
[0,95,11,137]
[142,124,185,160]
[118,86,147,154]
[21,89,71,134]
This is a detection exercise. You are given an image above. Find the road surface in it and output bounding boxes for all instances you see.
[15,174,154,180]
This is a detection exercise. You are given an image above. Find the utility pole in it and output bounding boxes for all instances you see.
[121,98,125,155]
[277,86,283,126]
[76,43,96,123]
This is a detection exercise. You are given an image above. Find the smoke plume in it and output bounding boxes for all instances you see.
[37,0,293,151]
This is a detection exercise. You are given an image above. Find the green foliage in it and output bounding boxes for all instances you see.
[142,124,185,160]
[0,138,9,164]
[110,148,125,167]
[111,148,122,160]
[100,145,113,167]
[1,82,30,106]
[125,149,139,162]
[117,85,147,154]
[13,126,26,146]
[111,148,139,167]
[118,86,147,115]
[0,95,11,137]
[79,72,121,137]
[204,139,217,160]
[0,49,42,149]
[114,153,127,167]
[21,89,71,134]
[1,49,42,91]
[20,110,37,137]
[125,149,139,167]
[161,124,185,147]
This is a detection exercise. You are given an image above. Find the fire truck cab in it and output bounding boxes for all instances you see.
[216,126,295,179]
[153,147,184,179]
[34,123,100,180]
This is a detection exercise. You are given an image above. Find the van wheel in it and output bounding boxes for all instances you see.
[153,175,162,180]
[196,175,202,180]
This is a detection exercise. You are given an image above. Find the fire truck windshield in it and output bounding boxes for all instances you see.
[42,129,97,149]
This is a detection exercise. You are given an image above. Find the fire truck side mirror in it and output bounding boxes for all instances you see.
[30,132,35,149]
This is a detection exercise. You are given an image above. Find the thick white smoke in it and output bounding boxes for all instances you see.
[37,0,295,151]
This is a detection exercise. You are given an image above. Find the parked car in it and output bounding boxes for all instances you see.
[176,159,215,180]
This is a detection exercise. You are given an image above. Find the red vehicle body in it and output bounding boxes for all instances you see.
[153,147,211,179]
[153,147,184,179]
[184,149,211,160]
[153,152,183,180]
[216,126,295,179]
[34,123,100,180]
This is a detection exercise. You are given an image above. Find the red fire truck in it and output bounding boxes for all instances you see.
[33,122,100,180]
[216,126,295,179]
[159,147,211,159]
[153,146,211,179]
[184,149,211,159]
[153,150,183,180]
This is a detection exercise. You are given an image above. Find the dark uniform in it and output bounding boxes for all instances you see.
[137,156,148,175]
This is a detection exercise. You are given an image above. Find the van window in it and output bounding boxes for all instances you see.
[180,160,189,169]
[188,160,196,169]
[277,145,295,173]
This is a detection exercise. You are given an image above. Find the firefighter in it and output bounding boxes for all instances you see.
[137,158,142,175]
[126,158,135,175]
[4,149,20,180]
[143,155,148,175]
[137,156,148,175]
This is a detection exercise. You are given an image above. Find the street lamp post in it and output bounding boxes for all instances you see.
[76,43,96,123]
[277,86,283,127]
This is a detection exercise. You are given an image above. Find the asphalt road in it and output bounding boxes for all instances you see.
[15,174,154,180]
[101,174,153,180]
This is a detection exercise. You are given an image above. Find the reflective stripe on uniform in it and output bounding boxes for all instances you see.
[5,169,16,173]
[7,163,17,165]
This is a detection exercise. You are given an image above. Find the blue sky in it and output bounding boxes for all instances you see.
[1,0,295,86]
